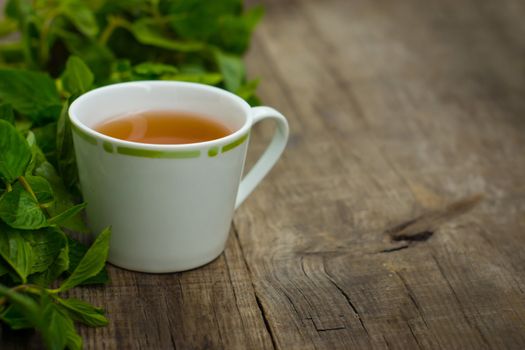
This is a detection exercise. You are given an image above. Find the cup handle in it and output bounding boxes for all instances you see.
[235,106,289,209]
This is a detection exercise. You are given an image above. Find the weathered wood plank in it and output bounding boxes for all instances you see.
[66,231,273,349]
[239,0,525,348]
[2,0,525,348]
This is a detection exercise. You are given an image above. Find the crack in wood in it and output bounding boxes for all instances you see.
[407,322,423,350]
[232,223,278,350]
[316,326,347,332]
[333,283,370,337]
[177,277,184,305]
[382,335,392,349]
[169,332,178,350]
[299,256,359,335]
[394,271,432,331]
[380,244,410,253]
[321,263,371,338]
[212,304,226,347]
[162,284,180,349]
[281,289,303,323]
[223,250,247,333]
[255,293,279,350]
[295,256,325,321]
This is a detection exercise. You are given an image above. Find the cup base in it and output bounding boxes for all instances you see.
[107,245,226,273]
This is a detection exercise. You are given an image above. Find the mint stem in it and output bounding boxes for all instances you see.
[18,176,53,217]
[18,176,37,202]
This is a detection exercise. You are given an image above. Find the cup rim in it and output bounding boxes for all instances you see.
[68,81,252,151]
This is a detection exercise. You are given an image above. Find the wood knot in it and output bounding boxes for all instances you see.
[381,193,484,250]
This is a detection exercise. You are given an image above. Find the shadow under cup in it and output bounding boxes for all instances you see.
[69,81,255,273]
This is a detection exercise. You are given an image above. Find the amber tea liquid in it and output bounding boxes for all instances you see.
[95,110,231,144]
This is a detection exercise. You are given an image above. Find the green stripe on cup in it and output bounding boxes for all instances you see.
[208,147,219,157]
[117,146,201,159]
[103,141,113,153]
[222,133,248,153]
[71,123,98,146]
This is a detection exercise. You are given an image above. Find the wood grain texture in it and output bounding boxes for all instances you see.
[2,0,525,348]
[237,0,525,348]
[2,231,274,349]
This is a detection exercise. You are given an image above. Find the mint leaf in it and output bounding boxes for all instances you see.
[57,297,108,327]
[0,180,47,230]
[59,227,111,292]
[25,131,45,175]
[32,122,57,162]
[0,42,25,65]
[162,72,223,85]
[131,18,205,52]
[25,175,54,205]
[167,1,262,54]
[56,99,79,190]
[61,0,99,38]
[133,62,178,78]
[0,103,15,125]
[0,68,61,122]
[214,50,245,92]
[0,18,17,37]
[0,119,31,184]
[168,0,239,41]
[5,0,33,23]
[34,243,69,287]
[29,227,68,275]
[48,203,86,226]
[61,56,94,95]
[0,225,33,283]
[0,261,9,277]
[109,59,133,82]
[41,293,83,350]
[0,284,42,327]
[210,6,264,54]
[0,287,82,349]
[0,304,33,329]
[67,237,109,285]
[237,78,260,102]
[29,236,69,288]
[34,161,88,233]
[59,30,115,80]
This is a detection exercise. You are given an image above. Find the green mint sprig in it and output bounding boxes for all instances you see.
[0,57,112,349]
[0,0,262,348]
[0,227,111,350]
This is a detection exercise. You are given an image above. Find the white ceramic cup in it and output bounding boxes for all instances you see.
[69,81,288,273]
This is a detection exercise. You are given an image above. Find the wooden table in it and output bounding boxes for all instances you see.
[4,0,525,348]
